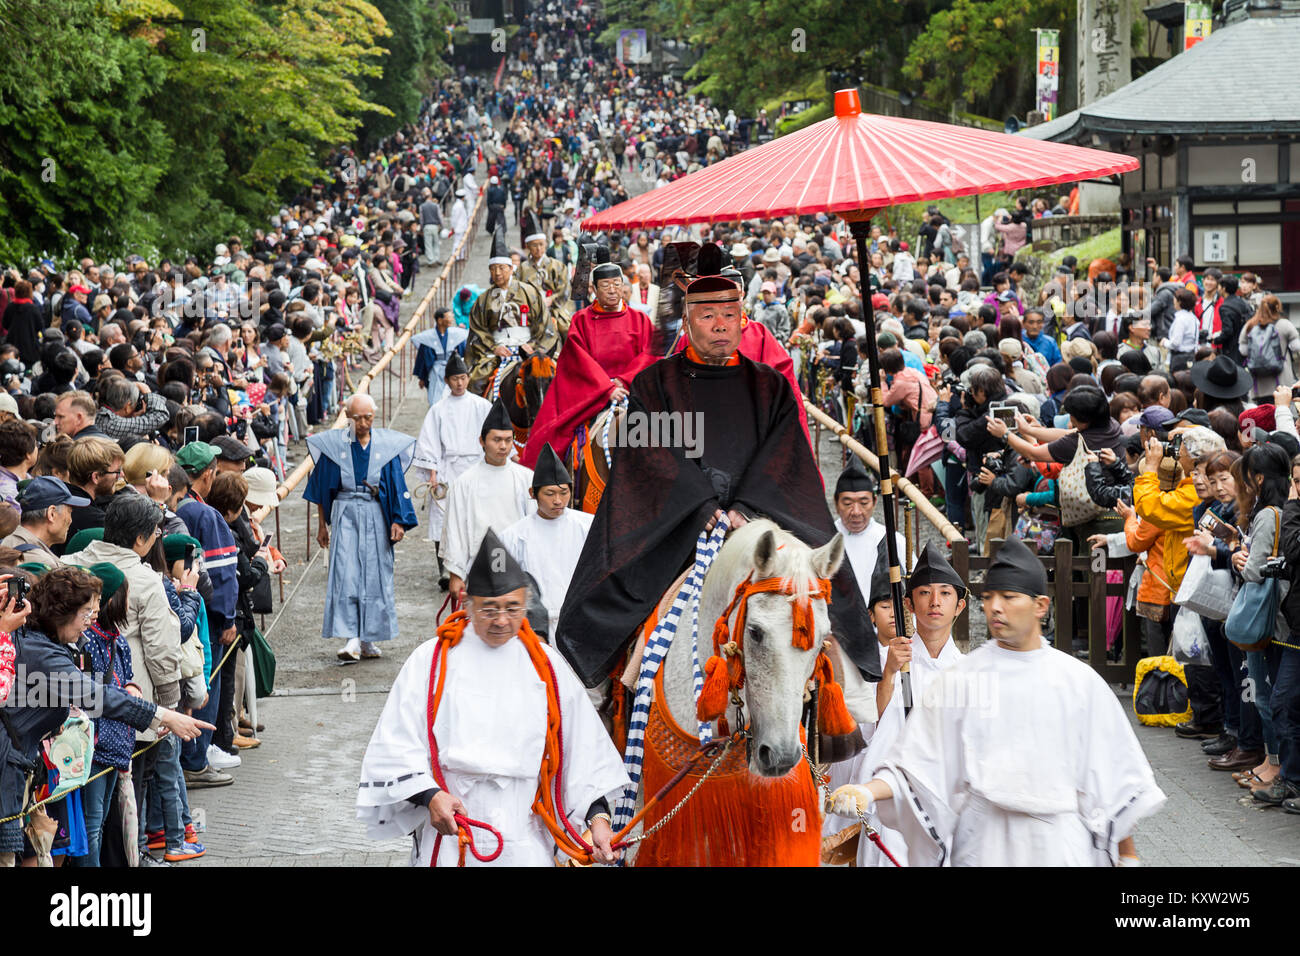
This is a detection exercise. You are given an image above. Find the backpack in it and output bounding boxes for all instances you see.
[1246,324,1285,376]
[1133,656,1192,727]
[949,225,965,256]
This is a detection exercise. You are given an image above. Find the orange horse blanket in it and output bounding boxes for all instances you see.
[633,662,822,867]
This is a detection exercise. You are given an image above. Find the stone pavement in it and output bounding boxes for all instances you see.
[178,147,1300,869]
[188,180,496,867]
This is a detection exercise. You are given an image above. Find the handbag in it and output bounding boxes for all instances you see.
[249,556,273,615]
[984,500,1011,553]
[1174,552,1236,621]
[179,633,205,680]
[249,626,276,699]
[1225,507,1282,652]
[1014,511,1060,555]
[1056,435,1106,527]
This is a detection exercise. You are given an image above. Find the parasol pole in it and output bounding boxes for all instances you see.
[847,214,912,714]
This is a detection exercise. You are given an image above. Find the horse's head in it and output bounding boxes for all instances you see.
[520,350,555,420]
[703,520,845,778]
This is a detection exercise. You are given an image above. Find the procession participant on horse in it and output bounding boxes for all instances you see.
[515,209,573,339]
[412,352,490,590]
[305,393,419,663]
[465,228,552,397]
[498,443,592,641]
[830,536,1166,866]
[410,306,468,407]
[668,268,812,448]
[440,398,533,605]
[520,259,656,470]
[846,543,966,867]
[356,529,628,867]
[556,273,882,689]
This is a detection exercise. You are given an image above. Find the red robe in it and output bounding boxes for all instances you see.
[522,302,658,468]
[672,319,811,449]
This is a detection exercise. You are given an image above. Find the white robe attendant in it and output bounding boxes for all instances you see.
[839,634,963,866]
[872,638,1166,866]
[412,390,492,541]
[832,516,908,725]
[498,509,594,639]
[439,459,534,579]
[356,625,630,866]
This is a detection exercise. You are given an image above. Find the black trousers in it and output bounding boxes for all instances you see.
[486,204,506,235]
[1186,663,1224,729]
[212,634,242,752]
[1205,619,1241,734]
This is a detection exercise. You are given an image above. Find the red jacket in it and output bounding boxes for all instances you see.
[1194,293,1223,337]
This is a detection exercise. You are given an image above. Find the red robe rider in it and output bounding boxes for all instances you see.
[522,261,657,468]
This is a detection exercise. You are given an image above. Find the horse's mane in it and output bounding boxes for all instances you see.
[711,518,821,605]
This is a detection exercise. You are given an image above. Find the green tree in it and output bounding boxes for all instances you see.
[117,0,393,256]
[903,0,1073,117]
[360,0,457,145]
[0,0,171,262]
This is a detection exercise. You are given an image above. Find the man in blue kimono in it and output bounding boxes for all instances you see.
[305,393,419,663]
[411,307,468,406]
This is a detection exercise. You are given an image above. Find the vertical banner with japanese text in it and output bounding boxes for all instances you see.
[1184,2,1212,50]
[1035,29,1060,121]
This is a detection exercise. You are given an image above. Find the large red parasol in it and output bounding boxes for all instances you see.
[583,89,1137,712]
[581,88,1136,230]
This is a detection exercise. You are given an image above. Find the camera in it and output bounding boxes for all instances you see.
[7,575,30,609]
[1262,556,1289,580]
[1157,433,1183,491]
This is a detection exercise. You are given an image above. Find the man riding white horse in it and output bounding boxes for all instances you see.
[556,272,882,692]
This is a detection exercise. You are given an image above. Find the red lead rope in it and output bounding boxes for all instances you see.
[425,635,504,866]
[863,827,903,867]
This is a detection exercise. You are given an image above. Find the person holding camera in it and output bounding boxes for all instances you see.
[953,364,1009,552]
[1223,444,1294,792]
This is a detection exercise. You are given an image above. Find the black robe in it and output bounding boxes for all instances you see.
[556,350,881,687]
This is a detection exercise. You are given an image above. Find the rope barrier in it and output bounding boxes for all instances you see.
[250,190,488,525]
[803,399,964,544]
[0,633,246,826]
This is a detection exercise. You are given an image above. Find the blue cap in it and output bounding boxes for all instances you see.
[16,476,91,512]
[1137,406,1175,429]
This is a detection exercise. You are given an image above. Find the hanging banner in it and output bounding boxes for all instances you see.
[618,29,649,65]
[1035,29,1060,121]
[1184,1,1212,49]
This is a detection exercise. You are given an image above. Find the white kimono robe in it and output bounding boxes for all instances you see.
[839,634,963,866]
[834,517,908,595]
[356,627,630,866]
[498,509,594,640]
[412,390,492,541]
[873,638,1166,866]
[832,517,908,725]
[439,459,534,579]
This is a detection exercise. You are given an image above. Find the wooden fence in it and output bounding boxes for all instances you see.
[251,190,486,571]
[804,401,1143,680]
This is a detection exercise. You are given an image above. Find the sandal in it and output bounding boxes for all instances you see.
[1251,777,1278,794]
[1237,771,1263,788]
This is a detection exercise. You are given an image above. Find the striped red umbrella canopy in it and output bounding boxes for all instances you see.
[580,88,1137,231]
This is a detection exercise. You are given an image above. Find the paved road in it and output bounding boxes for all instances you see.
[185,136,1300,869]
[191,193,491,866]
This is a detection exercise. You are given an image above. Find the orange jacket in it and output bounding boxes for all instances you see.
[1125,512,1171,606]
[1132,472,1199,594]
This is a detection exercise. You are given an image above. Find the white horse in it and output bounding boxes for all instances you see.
[633,519,845,866]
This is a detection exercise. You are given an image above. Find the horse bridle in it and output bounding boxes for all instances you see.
[697,570,835,741]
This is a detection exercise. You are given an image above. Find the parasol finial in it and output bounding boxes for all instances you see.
[834,88,861,118]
